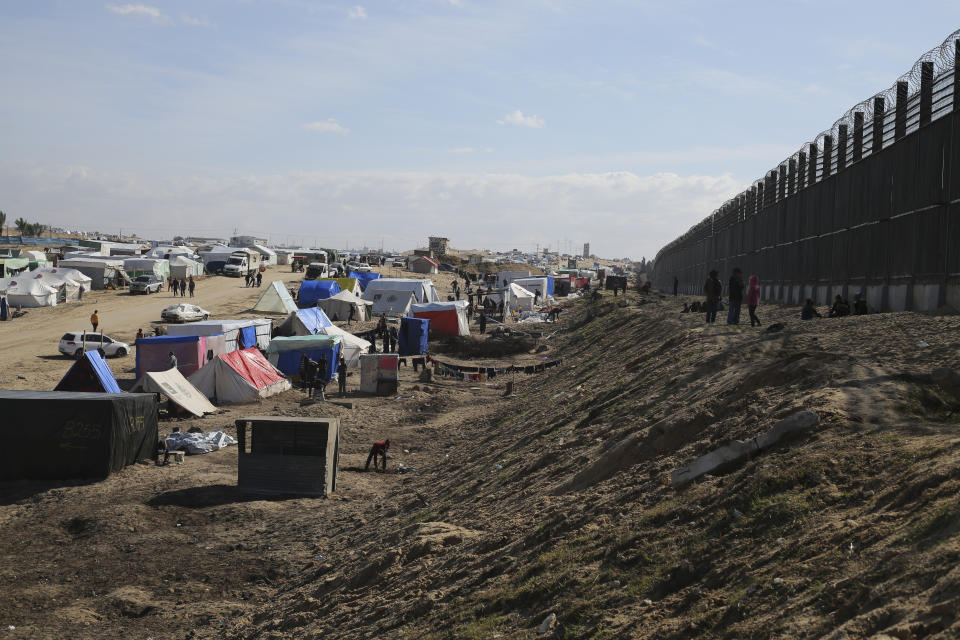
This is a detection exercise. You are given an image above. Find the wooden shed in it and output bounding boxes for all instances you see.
[235,416,340,497]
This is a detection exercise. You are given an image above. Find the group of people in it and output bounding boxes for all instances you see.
[372,313,400,352]
[167,276,195,297]
[244,271,263,287]
[697,268,872,324]
[297,352,348,400]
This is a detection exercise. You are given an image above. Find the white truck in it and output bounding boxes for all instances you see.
[223,249,262,277]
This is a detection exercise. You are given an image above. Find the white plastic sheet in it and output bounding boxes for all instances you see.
[165,430,237,455]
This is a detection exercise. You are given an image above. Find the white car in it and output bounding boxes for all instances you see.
[161,304,210,323]
[59,332,130,358]
[347,262,373,273]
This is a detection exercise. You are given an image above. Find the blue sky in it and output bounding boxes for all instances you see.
[1,1,957,258]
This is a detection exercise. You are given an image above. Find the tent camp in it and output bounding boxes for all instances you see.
[349,271,381,291]
[410,300,470,336]
[266,335,342,381]
[316,277,361,296]
[131,368,217,417]
[408,255,439,274]
[54,350,122,393]
[298,280,341,307]
[0,277,58,307]
[276,307,333,336]
[398,317,429,356]
[316,324,371,366]
[188,347,292,404]
[123,258,170,280]
[0,390,158,480]
[317,290,373,322]
[253,281,298,314]
[135,334,226,378]
[166,319,272,352]
[169,256,205,279]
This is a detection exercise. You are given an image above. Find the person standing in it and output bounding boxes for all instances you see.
[747,275,761,327]
[479,310,487,334]
[179,279,187,297]
[90,309,99,332]
[703,271,722,324]
[388,325,398,353]
[188,277,195,297]
[337,355,347,395]
[78,284,84,301]
[316,353,328,401]
[256,271,262,287]
[727,268,744,325]
[347,303,356,325]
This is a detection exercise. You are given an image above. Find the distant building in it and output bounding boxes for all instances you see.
[429,236,449,255]
[231,235,267,247]
[583,243,590,259]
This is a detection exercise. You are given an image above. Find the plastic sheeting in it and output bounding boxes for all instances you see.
[165,430,237,455]
[54,351,122,393]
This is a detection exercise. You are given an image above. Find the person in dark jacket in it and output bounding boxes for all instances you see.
[388,325,398,353]
[188,277,196,297]
[479,310,487,334]
[703,270,722,323]
[801,298,822,320]
[365,439,390,472]
[179,279,187,297]
[337,355,347,395]
[727,268,744,325]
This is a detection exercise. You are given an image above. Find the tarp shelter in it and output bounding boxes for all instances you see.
[298,280,341,307]
[253,281,298,314]
[58,257,129,290]
[398,317,429,356]
[0,257,31,277]
[123,258,170,280]
[349,271,381,291]
[363,278,439,304]
[317,324,371,366]
[367,290,415,317]
[508,283,536,311]
[0,277,58,307]
[0,390,157,480]
[168,256,205,279]
[410,300,470,336]
[316,277,361,296]
[130,368,217,418]
[408,255,438,274]
[189,347,292,404]
[266,335,342,381]
[250,244,278,266]
[54,351,122,393]
[277,307,333,336]
[146,245,196,260]
[360,353,399,395]
[317,290,372,322]
[135,334,226,378]
[197,245,237,274]
[514,277,549,301]
[166,319,273,352]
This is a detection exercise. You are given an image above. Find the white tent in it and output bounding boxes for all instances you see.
[124,258,170,280]
[24,268,90,302]
[250,244,278,266]
[146,245,197,260]
[166,318,273,352]
[317,324,371,366]
[507,283,536,311]
[367,290,416,317]
[363,278,439,305]
[513,277,549,301]
[317,289,373,322]
[1,277,58,307]
[188,348,292,405]
[169,256,205,279]
[253,281,298,314]
[130,368,217,417]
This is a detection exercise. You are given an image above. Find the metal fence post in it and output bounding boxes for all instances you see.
[808,143,818,185]
[920,60,933,126]
[822,135,833,178]
[853,112,864,162]
[895,81,908,140]
[837,124,848,171]
[873,97,885,153]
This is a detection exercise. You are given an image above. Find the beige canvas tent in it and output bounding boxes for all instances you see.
[253,281,298,314]
[317,289,373,322]
[131,368,217,418]
[318,324,372,366]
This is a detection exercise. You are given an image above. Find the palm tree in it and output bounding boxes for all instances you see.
[15,217,27,235]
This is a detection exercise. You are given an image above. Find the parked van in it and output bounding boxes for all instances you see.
[223,249,261,277]
[305,262,331,279]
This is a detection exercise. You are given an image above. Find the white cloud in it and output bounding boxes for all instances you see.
[497,110,545,128]
[105,4,169,23]
[181,14,217,28]
[348,6,367,20]
[0,161,741,259]
[302,119,350,134]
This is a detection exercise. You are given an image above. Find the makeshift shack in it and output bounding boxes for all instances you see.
[253,281,298,314]
[0,390,158,480]
[298,280,341,307]
[235,416,340,497]
[58,256,129,289]
[408,255,439,274]
[166,318,272,351]
[135,334,226,378]
[54,351,122,393]
[266,335,341,381]
[0,257,30,277]
[410,300,469,336]
[130,368,217,417]
[317,290,372,322]
[188,348,292,404]
[514,277,549,300]
[605,275,628,292]
[168,256,205,279]
[398,317,429,356]
[360,353,399,395]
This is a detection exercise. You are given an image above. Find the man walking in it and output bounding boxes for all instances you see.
[703,270,722,324]
[179,279,187,298]
[90,309,99,332]
[727,268,744,325]
[188,277,195,297]
[337,355,347,395]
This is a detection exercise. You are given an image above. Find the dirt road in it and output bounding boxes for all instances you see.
[0,266,305,390]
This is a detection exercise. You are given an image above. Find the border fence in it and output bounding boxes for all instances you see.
[651,29,960,312]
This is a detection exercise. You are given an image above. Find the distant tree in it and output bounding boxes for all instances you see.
[15,217,27,235]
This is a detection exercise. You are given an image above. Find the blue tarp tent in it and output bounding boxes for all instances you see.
[349,271,381,292]
[54,351,122,393]
[398,317,429,356]
[266,335,342,381]
[299,280,341,307]
[546,276,555,296]
[278,307,333,336]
